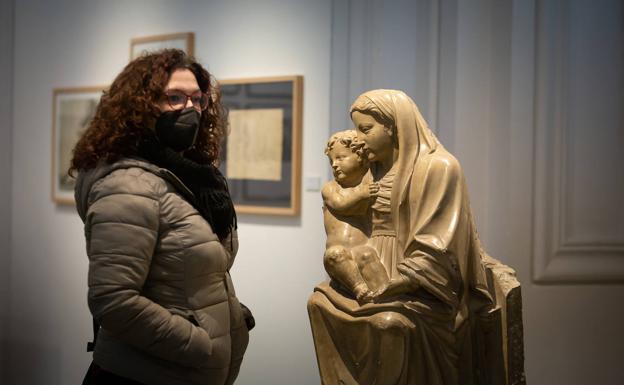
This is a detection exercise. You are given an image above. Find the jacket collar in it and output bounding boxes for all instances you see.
[74,157,194,222]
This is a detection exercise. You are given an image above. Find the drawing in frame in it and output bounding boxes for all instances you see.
[130,32,195,60]
[218,75,303,216]
[51,86,106,205]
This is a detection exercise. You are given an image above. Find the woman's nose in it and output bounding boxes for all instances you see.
[185,97,194,109]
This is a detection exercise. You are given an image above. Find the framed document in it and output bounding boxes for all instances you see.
[52,86,105,205]
[219,76,303,216]
[130,32,195,60]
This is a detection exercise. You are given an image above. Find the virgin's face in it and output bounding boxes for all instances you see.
[352,111,394,162]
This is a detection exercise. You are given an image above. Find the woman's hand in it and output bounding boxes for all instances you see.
[240,303,255,331]
[372,275,417,302]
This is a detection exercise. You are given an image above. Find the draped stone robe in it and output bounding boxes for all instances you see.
[308,90,497,385]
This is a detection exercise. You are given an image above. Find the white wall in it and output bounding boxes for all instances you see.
[8,1,330,384]
[7,1,624,385]
[0,0,14,382]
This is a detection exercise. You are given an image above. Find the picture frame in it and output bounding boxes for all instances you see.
[218,75,303,216]
[51,86,106,205]
[130,32,195,60]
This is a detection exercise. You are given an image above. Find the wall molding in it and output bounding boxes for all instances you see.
[532,0,624,283]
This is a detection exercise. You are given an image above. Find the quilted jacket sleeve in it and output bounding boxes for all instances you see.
[85,168,212,368]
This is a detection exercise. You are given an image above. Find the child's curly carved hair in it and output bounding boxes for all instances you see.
[324,130,367,162]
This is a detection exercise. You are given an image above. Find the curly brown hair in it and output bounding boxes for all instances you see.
[69,49,226,175]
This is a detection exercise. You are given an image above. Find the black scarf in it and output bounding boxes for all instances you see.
[138,136,237,241]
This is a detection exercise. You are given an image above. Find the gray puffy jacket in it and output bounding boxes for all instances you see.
[75,158,249,385]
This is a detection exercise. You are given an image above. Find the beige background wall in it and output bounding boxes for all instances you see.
[3,0,624,384]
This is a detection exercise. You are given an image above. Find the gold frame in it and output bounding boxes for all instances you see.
[51,86,107,205]
[218,75,303,216]
[130,32,195,60]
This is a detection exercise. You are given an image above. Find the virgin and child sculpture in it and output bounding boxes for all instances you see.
[308,90,525,385]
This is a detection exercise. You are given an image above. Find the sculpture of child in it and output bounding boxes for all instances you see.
[321,130,389,303]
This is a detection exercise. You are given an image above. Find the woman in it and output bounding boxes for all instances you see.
[71,49,250,385]
[308,90,495,385]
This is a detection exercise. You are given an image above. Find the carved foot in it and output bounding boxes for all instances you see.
[354,283,374,303]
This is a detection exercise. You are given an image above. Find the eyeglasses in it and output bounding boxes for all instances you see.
[163,90,210,111]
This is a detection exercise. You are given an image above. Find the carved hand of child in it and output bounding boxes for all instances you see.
[353,182,372,199]
[372,275,415,303]
[368,182,380,198]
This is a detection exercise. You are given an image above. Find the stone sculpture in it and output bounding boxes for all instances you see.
[308,89,525,385]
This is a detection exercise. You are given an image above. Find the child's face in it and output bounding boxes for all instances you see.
[328,144,365,185]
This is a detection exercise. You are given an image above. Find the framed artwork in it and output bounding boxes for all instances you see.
[52,86,106,205]
[218,75,303,216]
[130,32,195,60]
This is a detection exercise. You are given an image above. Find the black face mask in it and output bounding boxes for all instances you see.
[154,107,201,152]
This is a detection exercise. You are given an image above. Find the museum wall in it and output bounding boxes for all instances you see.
[7,0,331,384]
[0,0,15,382]
[4,0,624,385]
